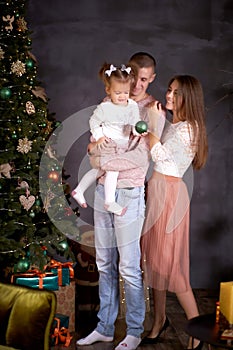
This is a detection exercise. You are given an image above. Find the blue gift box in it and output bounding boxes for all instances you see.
[51,267,70,286]
[51,313,70,346]
[14,272,59,291]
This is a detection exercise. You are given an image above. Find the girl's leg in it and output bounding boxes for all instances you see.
[104,171,127,216]
[72,168,99,207]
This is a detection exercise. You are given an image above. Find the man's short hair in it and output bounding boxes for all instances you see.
[129,52,156,70]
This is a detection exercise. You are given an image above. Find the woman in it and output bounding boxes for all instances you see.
[141,75,208,350]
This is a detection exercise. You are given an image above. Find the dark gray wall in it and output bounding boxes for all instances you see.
[27,0,233,289]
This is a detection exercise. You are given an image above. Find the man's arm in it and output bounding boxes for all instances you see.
[99,136,150,172]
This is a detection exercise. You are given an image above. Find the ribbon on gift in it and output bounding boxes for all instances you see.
[49,259,74,286]
[11,270,55,289]
[51,317,73,347]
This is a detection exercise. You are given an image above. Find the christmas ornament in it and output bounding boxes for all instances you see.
[19,194,35,211]
[17,137,33,154]
[0,47,5,60]
[59,240,69,251]
[46,145,58,160]
[29,210,35,218]
[16,180,29,190]
[16,17,27,32]
[0,163,12,178]
[32,86,47,102]
[43,190,55,212]
[27,51,37,63]
[43,121,53,134]
[12,131,17,139]
[0,87,12,99]
[16,257,30,272]
[11,60,26,77]
[2,15,14,31]
[26,101,35,115]
[135,121,148,134]
[48,170,59,182]
[35,198,41,206]
[25,58,34,70]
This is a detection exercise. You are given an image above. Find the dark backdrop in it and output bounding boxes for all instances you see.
[27,0,233,289]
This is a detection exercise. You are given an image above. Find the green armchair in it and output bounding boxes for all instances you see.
[0,282,57,350]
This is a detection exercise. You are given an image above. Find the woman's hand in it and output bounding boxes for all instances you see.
[148,102,166,138]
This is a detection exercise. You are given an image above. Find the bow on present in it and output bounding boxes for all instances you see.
[11,269,49,289]
[51,318,73,347]
[49,260,74,286]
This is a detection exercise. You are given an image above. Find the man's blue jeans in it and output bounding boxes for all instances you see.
[94,184,146,338]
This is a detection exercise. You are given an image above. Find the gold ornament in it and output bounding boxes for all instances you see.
[2,15,14,31]
[43,190,55,212]
[19,194,35,211]
[0,47,5,60]
[44,121,53,134]
[11,60,26,77]
[26,101,35,115]
[16,17,27,32]
[17,137,33,154]
[31,86,47,102]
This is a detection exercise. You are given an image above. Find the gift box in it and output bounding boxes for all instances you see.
[51,313,72,347]
[55,281,75,331]
[53,313,69,329]
[12,271,59,291]
[48,259,74,286]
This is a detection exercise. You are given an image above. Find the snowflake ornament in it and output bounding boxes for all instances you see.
[17,137,33,154]
[11,60,26,77]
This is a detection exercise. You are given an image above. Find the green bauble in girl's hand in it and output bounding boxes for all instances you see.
[135,121,148,134]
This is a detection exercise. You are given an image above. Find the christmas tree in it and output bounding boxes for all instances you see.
[0,0,80,277]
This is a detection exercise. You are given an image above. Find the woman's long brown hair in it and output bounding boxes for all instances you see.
[169,75,208,169]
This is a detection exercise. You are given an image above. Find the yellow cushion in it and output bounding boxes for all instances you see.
[0,283,56,350]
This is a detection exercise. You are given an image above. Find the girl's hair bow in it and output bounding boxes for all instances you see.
[121,64,131,74]
[105,64,117,77]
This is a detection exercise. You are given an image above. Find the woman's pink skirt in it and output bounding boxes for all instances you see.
[141,171,191,293]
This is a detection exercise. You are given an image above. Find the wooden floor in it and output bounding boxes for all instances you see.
[52,288,219,350]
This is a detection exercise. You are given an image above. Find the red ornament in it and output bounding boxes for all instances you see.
[48,170,59,182]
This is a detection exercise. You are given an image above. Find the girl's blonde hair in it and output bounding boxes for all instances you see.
[169,75,208,169]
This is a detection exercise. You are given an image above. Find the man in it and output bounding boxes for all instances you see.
[77,52,159,350]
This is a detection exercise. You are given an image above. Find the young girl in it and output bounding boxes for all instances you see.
[140,75,208,350]
[72,62,142,216]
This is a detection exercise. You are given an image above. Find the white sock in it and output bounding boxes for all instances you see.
[72,169,99,207]
[76,330,113,345]
[115,335,141,350]
[72,187,87,208]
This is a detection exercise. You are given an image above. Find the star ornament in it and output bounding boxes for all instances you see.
[17,137,33,154]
